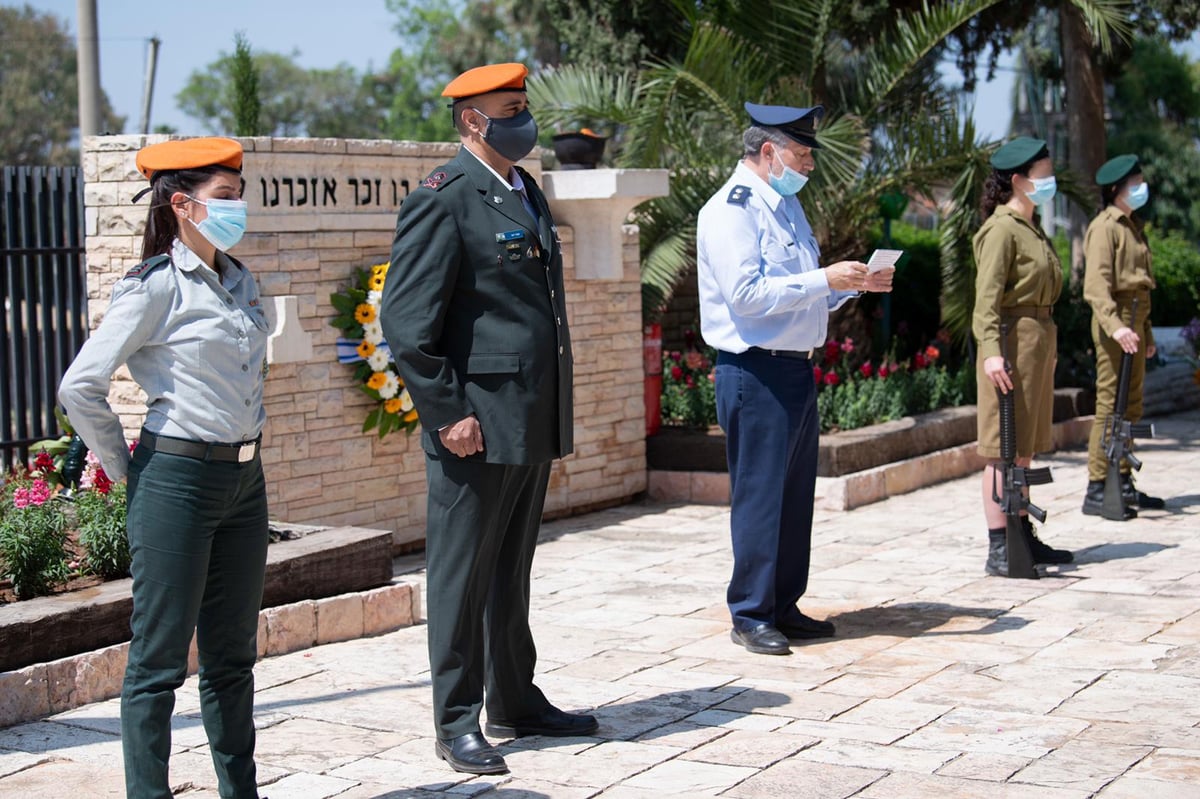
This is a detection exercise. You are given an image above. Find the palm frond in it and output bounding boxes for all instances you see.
[526,64,637,132]
[1066,0,1133,55]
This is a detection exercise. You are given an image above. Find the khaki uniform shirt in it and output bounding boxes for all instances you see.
[1082,204,1154,348]
[972,206,1063,360]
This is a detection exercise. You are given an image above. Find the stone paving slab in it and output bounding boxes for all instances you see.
[0,408,1196,798]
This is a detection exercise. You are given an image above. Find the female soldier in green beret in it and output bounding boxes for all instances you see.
[972,136,1073,577]
[60,138,270,798]
[1081,154,1164,516]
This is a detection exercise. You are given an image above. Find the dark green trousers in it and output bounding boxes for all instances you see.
[123,444,269,799]
[424,455,553,739]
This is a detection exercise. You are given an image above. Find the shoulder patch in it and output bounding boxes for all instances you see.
[421,171,449,190]
[727,185,752,206]
[123,254,171,281]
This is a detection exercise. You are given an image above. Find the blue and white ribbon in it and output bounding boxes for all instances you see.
[336,337,393,364]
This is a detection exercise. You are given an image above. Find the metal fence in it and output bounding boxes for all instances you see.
[1,166,89,471]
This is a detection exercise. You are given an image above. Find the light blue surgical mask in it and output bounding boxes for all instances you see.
[1024,175,1057,206]
[188,196,248,251]
[1126,182,1149,211]
[768,149,809,195]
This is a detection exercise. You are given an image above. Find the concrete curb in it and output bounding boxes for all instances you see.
[0,580,421,729]
[647,415,1096,510]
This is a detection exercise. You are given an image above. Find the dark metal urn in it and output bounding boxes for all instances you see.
[552,130,607,170]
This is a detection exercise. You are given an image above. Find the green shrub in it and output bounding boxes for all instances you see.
[865,222,943,357]
[1147,227,1200,326]
[661,338,717,427]
[0,482,70,599]
[75,483,130,579]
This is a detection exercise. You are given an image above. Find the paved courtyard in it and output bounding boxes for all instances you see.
[1,409,1198,798]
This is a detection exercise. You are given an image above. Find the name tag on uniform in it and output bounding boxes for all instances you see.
[496,229,525,243]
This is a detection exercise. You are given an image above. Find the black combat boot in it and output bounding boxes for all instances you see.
[985,528,1008,576]
[1121,474,1165,510]
[1082,480,1136,519]
[1022,517,1073,564]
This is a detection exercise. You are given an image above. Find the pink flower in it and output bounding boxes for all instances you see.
[824,371,840,386]
[840,337,855,354]
[813,365,824,384]
[685,375,695,389]
[685,351,706,370]
[13,479,52,508]
[859,362,874,378]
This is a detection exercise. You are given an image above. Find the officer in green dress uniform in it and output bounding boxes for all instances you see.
[59,138,270,798]
[972,136,1074,576]
[378,62,596,776]
[1081,154,1165,516]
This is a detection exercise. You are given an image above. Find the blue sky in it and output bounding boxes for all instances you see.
[21,1,1199,141]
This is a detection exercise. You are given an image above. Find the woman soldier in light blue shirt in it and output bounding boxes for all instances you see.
[59,138,270,799]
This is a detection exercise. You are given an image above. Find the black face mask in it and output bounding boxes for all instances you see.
[472,107,539,162]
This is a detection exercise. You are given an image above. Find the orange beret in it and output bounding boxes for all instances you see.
[136,137,243,182]
[441,63,528,100]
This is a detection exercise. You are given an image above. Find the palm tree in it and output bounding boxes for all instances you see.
[529,0,1131,349]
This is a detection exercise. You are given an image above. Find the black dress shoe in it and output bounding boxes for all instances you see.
[777,612,836,640]
[1022,517,1073,564]
[730,623,790,655]
[1082,480,1136,520]
[1121,476,1166,510]
[485,705,599,739]
[434,732,508,775]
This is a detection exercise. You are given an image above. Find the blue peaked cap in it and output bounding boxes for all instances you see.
[745,102,825,149]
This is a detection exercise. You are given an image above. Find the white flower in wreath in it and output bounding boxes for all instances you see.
[378,372,400,399]
[362,320,384,345]
[367,290,383,306]
[367,349,390,372]
[399,388,414,412]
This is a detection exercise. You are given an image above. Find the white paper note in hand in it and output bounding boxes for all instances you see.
[867,249,903,273]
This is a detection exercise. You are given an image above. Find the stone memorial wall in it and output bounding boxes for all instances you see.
[81,135,652,547]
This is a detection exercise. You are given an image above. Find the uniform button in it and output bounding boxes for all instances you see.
[238,329,245,338]
[550,290,555,298]
[242,364,249,372]
[558,346,564,355]
[244,399,251,406]
[556,316,561,325]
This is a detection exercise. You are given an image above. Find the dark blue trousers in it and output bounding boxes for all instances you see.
[715,349,819,631]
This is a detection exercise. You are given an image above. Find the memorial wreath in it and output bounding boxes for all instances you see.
[329,262,420,438]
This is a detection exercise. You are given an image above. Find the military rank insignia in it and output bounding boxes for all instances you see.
[421,171,448,190]
[727,185,751,206]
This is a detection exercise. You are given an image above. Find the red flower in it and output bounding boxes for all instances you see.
[685,375,695,388]
[670,365,683,380]
[812,365,824,384]
[914,352,927,369]
[859,362,874,378]
[33,451,55,472]
[878,363,890,379]
[824,371,840,386]
[925,344,940,361]
[840,337,855,354]
[823,340,840,365]
[669,350,682,362]
[92,467,112,495]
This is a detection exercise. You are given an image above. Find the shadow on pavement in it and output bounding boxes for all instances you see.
[1069,541,1176,564]
[825,602,1027,640]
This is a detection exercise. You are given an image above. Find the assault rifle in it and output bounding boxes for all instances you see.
[1100,297,1155,521]
[991,322,1052,579]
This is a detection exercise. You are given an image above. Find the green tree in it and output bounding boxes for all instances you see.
[230,32,262,136]
[0,5,124,164]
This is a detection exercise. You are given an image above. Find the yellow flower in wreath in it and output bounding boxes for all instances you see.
[366,371,388,391]
[357,340,376,359]
[355,303,377,324]
[403,409,419,423]
[384,398,403,414]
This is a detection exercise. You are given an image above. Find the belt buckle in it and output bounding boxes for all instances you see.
[237,442,256,463]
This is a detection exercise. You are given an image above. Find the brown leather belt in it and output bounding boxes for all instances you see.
[1003,305,1053,320]
[139,429,261,463]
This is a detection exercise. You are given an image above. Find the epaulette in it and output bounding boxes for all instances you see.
[123,254,171,281]
[727,185,751,206]
[420,168,464,191]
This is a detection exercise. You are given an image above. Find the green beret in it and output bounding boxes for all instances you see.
[1095,154,1140,186]
[990,136,1049,171]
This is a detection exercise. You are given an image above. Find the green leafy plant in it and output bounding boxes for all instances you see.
[0,479,70,599]
[75,482,130,579]
[661,333,717,427]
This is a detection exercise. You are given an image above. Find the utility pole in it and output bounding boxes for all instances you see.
[139,37,162,134]
[76,0,102,137]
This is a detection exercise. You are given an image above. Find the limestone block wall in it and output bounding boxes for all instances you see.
[81,135,646,546]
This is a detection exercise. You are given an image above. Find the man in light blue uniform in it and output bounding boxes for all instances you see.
[697,102,894,656]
